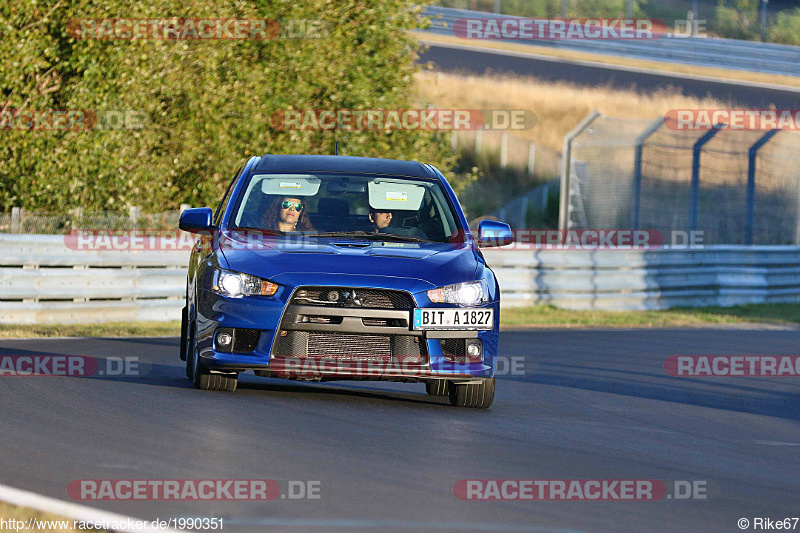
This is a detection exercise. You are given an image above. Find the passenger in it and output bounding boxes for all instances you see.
[368,208,392,233]
[261,196,314,232]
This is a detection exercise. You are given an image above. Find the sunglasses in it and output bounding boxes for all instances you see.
[281,201,304,211]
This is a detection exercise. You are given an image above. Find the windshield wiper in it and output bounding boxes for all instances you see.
[230,227,289,235]
[307,231,433,243]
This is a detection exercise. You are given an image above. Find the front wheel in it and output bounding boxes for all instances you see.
[425,380,450,396]
[194,371,238,392]
[185,318,238,392]
[449,378,495,408]
[180,306,188,362]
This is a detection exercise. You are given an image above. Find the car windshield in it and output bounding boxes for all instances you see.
[229,173,464,243]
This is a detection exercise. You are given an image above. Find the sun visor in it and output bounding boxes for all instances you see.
[259,175,321,196]
[368,180,425,210]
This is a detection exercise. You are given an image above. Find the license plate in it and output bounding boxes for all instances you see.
[412,308,494,330]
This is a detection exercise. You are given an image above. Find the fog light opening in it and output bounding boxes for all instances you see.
[467,341,482,358]
[217,332,232,347]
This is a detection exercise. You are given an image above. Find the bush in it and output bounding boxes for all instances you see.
[0,0,456,212]
[712,4,760,39]
[767,8,800,45]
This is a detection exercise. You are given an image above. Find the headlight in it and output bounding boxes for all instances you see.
[212,268,279,298]
[427,280,489,307]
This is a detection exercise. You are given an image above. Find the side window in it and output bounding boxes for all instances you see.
[213,165,243,226]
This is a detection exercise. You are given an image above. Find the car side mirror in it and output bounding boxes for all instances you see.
[179,207,214,233]
[477,220,513,247]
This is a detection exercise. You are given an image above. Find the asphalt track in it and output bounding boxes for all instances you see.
[1,328,798,532]
[419,42,800,109]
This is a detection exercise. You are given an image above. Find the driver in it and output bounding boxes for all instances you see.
[368,208,392,233]
[261,196,314,232]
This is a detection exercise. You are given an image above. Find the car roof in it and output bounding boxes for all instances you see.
[252,154,437,179]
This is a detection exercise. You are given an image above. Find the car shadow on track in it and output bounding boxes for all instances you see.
[500,360,800,421]
[234,378,448,406]
[0,339,456,407]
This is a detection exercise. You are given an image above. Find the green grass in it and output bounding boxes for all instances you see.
[0,304,797,338]
[501,304,800,328]
[0,321,181,339]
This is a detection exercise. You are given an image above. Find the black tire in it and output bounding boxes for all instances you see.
[185,315,195,379]
[194,371,238,392]
[449,378,495,409]
[425,380,450,396]
[179,306,188,362]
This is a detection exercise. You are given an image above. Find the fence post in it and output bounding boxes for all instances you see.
[527,142,536,178]
[500,132,508,168]
[69,207,84,231]
[796,183,800,245]
[475,128,482,154]
[450,131,457,154]
[128,206,141,228]
[10,207,21,233]
[631,117,664,229]
[745,129,779,244]
[690,126,724,233]
[559,110,601,232]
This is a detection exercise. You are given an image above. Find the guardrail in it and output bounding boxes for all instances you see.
[1,235,798,323]
[0,234,186,324]
[421,6,800,77]
[482,245,800,310]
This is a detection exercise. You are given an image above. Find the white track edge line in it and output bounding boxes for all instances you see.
[0,482,181,533]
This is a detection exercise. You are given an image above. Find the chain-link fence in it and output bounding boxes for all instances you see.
[0,207,187,234]
[563,113,800,244]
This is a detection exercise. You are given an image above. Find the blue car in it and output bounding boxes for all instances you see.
[179,154,512,408]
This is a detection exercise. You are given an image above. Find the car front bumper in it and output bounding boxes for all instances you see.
[194,287,499,381]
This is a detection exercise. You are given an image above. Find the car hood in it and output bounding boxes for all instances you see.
[218,232,478,292]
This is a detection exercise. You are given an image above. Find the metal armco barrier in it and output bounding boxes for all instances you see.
[1,235,799,323]
[0,234,186,324]
[422,6,800,77]
[482,246,800,310]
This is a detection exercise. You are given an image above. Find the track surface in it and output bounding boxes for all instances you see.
[0,328,798,532]
[419,43,800,108]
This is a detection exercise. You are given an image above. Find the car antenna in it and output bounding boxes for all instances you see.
[334,141,338,155]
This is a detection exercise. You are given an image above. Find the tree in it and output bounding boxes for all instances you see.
[0,0,456,212]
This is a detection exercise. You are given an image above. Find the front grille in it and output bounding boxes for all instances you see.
[233,328,260,353]
[441,338,467,362]
[272,331,425,363]
[290,287,414,309]
[308,333,392,359]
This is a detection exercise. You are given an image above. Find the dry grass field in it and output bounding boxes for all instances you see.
[414,70,734,158]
